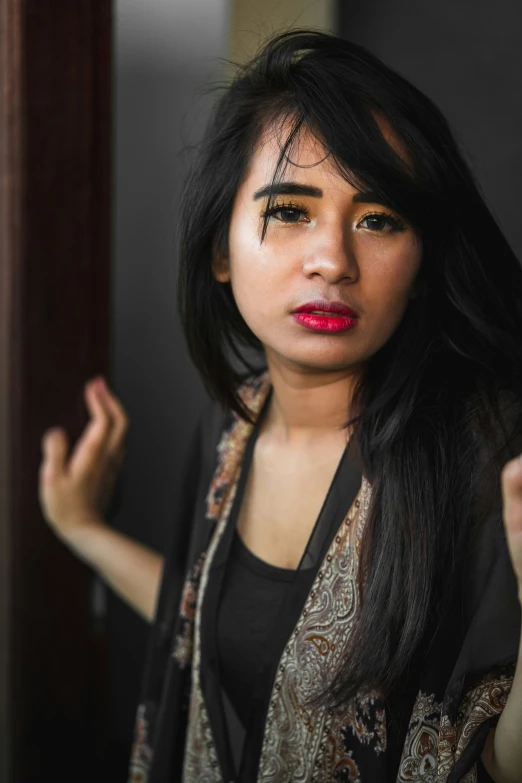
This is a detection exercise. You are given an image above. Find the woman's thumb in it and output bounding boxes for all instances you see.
[41,428,68,478]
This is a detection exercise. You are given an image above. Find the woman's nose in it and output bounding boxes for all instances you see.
[301,227,358,283]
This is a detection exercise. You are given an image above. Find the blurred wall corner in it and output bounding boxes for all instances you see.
[109,0,228,777]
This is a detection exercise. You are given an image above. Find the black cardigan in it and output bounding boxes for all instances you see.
[127,372,522,782]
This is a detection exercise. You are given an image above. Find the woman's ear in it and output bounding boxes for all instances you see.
[212,251,230,283]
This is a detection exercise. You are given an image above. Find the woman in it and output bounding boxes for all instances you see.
[38,30,522,783]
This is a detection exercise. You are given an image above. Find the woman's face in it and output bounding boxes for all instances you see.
[213,120,422,376]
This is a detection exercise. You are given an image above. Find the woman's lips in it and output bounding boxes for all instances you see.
[292,312,358,333]
[292,300,359,318]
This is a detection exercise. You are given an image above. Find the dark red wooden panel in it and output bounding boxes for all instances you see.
[0,2,113,780]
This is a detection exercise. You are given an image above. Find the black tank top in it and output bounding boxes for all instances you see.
[208,384,363,780]
[216,529,297,726]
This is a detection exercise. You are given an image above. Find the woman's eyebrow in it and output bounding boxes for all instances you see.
[252,183,385,205]
[253,183,323,200]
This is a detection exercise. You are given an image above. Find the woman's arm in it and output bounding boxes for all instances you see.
[481,456,522,783]
[64,519,164,623]
[39,379,164,623]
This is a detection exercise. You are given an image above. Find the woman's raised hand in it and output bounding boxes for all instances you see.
[38,377,129,544]
[38,378,163,623]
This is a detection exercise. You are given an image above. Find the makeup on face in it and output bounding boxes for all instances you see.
[219,123,421,380]
[292,312,358,333]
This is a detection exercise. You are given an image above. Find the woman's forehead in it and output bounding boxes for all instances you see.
[244,112,413,188]
[251,121,331,173]
[242,128,339,196]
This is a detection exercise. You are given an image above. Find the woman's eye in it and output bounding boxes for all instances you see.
[276,208,303,223]
[261,205,404,231]
[359,213,404,232]
[263,204,309,224]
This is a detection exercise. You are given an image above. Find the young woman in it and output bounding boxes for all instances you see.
[38,30,522,783]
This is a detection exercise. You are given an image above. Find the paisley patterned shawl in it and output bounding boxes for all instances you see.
[128,370,521,783]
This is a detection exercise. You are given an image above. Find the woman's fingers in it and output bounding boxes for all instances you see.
[68,380,112,479]
[501,457,522,593]
[94,381,129,457]
[40,428,69,482]
[38,377,130,539]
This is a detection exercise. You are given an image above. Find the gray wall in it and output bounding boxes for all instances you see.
[107,1,228,774]
[339,0,522,260]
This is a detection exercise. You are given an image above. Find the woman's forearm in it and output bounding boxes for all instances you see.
[64,521,164,623]
[482,626,522,783]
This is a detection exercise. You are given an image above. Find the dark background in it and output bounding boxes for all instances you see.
[338,0,522,259]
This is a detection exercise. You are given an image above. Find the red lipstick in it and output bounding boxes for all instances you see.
[292,300,359,333]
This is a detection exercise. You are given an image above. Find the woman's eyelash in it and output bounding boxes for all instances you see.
[260,202,406,232]
[260,201,310,222]
[359,211,406,232]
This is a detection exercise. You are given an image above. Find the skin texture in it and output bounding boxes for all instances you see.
[213,116,422,446]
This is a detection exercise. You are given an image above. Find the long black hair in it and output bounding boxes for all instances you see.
[177,30,522,709]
